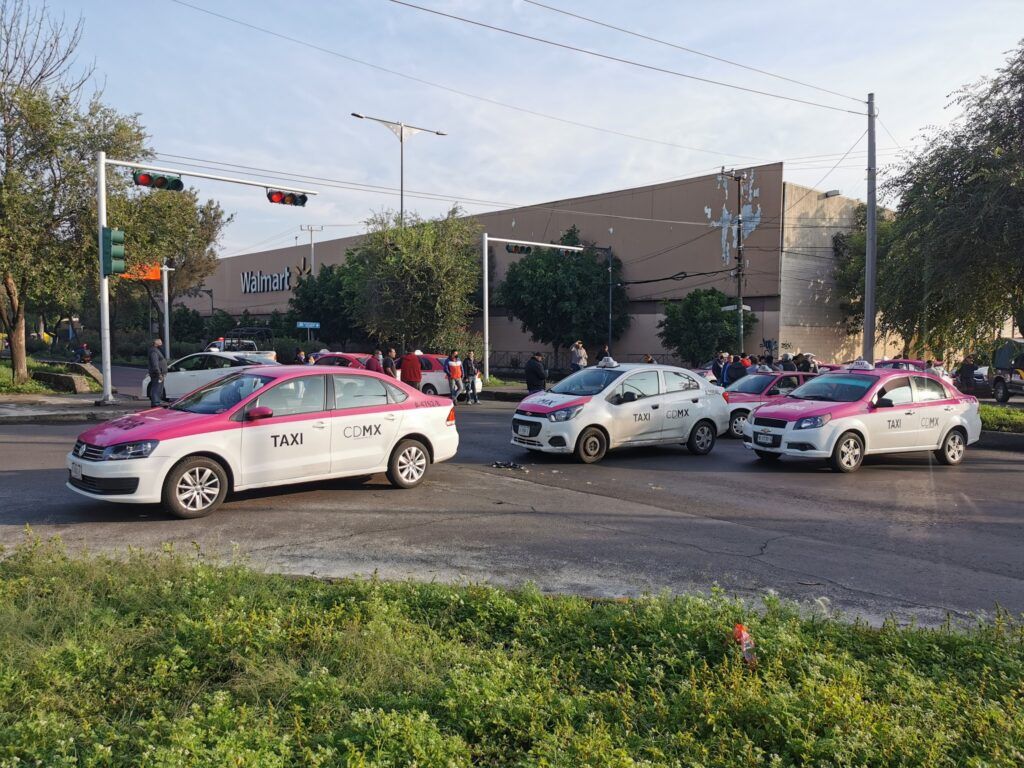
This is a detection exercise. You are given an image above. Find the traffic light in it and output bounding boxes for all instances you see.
[504,243,533,254]
[132,170,184,191]
[101,227,126,277]
[266,190,308,206]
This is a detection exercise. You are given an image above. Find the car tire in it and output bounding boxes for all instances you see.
[687,420,717,455]
[754,450,781,462]
[574,427,608,464]
[386,438,430,489]
[935,427,967,466]
[993,379,1010,403]
[422,384,438,396]
[162,456,229,519]
[729,410,749,439]
[829,431,864,473]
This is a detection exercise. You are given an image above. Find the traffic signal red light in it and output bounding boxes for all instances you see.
[132,170,183,191]
[266,190,307,206]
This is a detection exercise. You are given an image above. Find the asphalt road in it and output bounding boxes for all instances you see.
[1,402,1021,627]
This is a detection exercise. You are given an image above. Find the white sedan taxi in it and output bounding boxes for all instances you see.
[511,359,729,463]
[142,351,278,401]
[741,361,982,472]
[69,367,458,518]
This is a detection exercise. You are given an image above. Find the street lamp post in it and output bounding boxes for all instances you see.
[351,113,446,227]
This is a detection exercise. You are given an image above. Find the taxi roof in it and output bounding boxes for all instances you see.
[239,364,380,379]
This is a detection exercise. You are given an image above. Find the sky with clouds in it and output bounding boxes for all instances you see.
[52,0,1024,254]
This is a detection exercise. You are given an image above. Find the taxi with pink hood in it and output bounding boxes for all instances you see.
[511,358,728,463]
[66,366,458,518]
[741,361,981,472]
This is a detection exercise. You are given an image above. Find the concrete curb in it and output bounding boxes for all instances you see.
[0,410,136,426]
[479,389,526,403]
[980,430,1024,453]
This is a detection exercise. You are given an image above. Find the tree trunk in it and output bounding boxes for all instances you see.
[1,273,29,384]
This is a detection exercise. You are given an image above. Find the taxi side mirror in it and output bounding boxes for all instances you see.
[767,388,780,396]
[247,405,274,421]
[621,391,638,404]
[876,397,894,409]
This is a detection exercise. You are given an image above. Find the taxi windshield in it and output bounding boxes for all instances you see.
[787,374,877,403]
[727,374,775,394]
[171,373,274,414]
[550,367,626,396]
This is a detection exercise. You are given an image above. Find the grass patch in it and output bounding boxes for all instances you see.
[0,359,60,395]
[0,539,1021,766]
[980,403,1024,433]
[483,376,514,388]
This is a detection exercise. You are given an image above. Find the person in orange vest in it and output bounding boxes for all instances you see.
[444,349,464,405]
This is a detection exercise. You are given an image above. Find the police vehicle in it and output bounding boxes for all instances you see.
[511,359,729,463]
[741,361,981,472]
[68,367,458,518]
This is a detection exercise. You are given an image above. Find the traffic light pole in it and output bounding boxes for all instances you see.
[93,154,317,403]
[96,151,115,405]
[480,234,583,382]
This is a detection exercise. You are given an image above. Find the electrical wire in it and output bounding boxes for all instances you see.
[167,0,764,161]
[387,0,866,115]
[520,0,864,103]
[621,266,735,286]
[877,115,905,150]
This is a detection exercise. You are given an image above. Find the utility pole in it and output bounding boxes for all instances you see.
[724,168,747,352]
[300,225,324,273]
[862,93,878,362]
[95,151,114,405]
[161,259,175,359]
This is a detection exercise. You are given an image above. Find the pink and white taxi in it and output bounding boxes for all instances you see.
[741,362,981,472]
[511,359,729,463]
[722,370,817,438]
[67,367,458,518]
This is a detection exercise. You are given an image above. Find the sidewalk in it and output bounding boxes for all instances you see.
[0,393,146,425]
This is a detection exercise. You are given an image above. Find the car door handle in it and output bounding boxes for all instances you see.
[651,404,659,410]
[903,410,916,415]
[691,398,700,403]
[943,406,954,411]
[311,421,327,430]
[384,414,397,420]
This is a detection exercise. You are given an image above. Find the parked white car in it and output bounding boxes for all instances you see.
[511,359,729,463]
[141,351,278,401]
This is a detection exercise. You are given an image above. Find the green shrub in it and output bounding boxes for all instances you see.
[980,403,1024,433]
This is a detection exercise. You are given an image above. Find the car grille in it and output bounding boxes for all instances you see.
[68,473,139,495]
[752,417,788,429]
[512,418,542,438]
[515,408,543,417]
[512,436,543,447]
[72,440,105,461]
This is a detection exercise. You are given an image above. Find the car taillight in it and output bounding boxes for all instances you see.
[446,407,456,426]
[722,391,730,403]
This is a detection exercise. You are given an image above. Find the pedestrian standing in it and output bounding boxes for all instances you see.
[462,350,480,404]
[400,348,423,391]
[383,347,398,378]
[294,348,306,365]
[147,338,167,407]
[643,354,657,364]
[957,354,977,393]
[365,348,384,374]
[444,350,464,404]
[780,353,797,371]
[726,354,747,383]
[595,343,611,363]
[712,352,728,382]
[525,351,548,393]
[570,340,588,372]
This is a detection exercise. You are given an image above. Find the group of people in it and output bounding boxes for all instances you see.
[712,351,819,386]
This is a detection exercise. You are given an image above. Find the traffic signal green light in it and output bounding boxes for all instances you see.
[504,244,533,254]
[101,227,126,277]
[133,170,184,191]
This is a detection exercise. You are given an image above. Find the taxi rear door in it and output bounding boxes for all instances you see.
[910,375,957,449]
[240,374,332,484]
[659,370,703,441]
[605,370,663,446]
[329,375,404,472]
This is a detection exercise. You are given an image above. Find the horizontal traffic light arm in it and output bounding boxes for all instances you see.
[485,236,584,252]
[104,159,317,198]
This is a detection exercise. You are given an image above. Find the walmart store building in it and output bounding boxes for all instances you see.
[191,162,895,365]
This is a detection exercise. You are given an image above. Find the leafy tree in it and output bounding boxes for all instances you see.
[497,225,630,354]
[337,208,481,350]
[289,263,362,345]
[205,309,237,340]
[0,1,147,382]
[170,305,205,343]
[657,288,757,365]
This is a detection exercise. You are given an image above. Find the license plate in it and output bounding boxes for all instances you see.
[517,425,531,437]
[70,461,83,480]
[755,433,774,446]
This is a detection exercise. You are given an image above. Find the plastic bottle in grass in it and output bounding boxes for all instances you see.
[733,623,757,668]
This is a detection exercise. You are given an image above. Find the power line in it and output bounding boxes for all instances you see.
[877,115,904,150]
[387,0,866,116]
[621,266,735,286]
[167,0,764,161]
[521,0,863,103]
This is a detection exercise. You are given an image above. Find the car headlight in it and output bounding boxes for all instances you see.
[794,414,831,430]
[548,405,584,422]
[102,440,160,460]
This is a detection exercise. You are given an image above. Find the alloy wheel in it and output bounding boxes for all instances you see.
[397,445,427,483]
[176,467,220,512]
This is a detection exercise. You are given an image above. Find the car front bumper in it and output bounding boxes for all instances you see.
[510,414,578,454]
[65,451,172,504]
[741,422,835,459]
